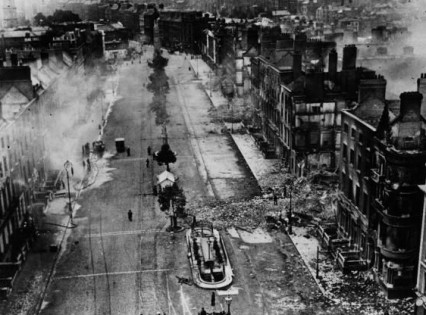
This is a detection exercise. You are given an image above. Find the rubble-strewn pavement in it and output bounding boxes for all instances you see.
[188,55,415,315]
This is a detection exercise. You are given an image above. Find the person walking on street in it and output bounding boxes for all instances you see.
[147,146,152,155]
[200,308,207,315]
[146,158,150,168]
[273,193,278,205]
[128,209,133,222]
[127,147,131,157]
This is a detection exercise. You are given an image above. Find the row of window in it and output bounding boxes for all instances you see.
[343,122,364,144]
[341,171,369,215]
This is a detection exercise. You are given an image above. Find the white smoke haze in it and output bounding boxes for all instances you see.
[43,66,115,178]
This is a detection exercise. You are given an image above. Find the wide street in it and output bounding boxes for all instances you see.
[31,48,348,315]
[36,48,260,315]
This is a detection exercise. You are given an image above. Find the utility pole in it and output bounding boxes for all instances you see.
[316,246,320,278]
[64,160,74,225]
[288,185,292,234]
[231,100,234,133]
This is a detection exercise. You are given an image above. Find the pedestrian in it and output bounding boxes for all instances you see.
[127,147,131,157]
[146,158,150,168]
[273,193,278,205]
[200,308,207,315]
[147,146,152,155]
[128,209,133,222]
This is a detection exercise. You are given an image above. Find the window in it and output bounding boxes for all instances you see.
[348,178,353,201]
[343,143,347,160]
[350,149,355,165]
[321,132,332,148]
[295,134,305,146]
[357,154,362,170]
[351,128,356,139]
[355,185,360,207]
[312,105,321,114]
[359,132,364,144]
[344,123,349,133]
[310,131,320,145]
[362,192,368,214]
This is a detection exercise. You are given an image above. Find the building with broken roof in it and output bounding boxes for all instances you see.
[250,31,337,164]
[333,76,426,298]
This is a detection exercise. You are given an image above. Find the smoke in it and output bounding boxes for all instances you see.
[41,64,115,179]
[333,0,426,98]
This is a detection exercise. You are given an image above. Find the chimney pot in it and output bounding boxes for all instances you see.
[399,91,423,118]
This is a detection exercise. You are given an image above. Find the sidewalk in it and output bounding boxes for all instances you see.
[189,56,413,315]
[188,57,280,182]
[0,69,119,314]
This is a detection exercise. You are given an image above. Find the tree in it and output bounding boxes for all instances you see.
[158,183,186,216]
[51,10,81,23]
[158,183,187,228]
[34,12,47,26]
[154,143,177,171]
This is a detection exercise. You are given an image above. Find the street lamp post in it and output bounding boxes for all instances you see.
[231,100,234,133]
[209,70,213,97]
[316,245,320,279]
[196,54,199,78]
[64,160,73,225]
[207,237,212,260]
[288,185,292,234]
[225,295,232,315]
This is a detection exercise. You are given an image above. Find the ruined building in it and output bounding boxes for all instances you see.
[333,80,426,298]
[252,40,391,176]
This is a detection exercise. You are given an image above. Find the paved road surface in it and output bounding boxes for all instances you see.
[38,49,262,315]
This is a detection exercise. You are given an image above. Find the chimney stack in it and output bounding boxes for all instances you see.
[358,74,387,104]
[328,49,337,81]
[399,91,423,121]
[342,44,357,70]
[293,51,302,80]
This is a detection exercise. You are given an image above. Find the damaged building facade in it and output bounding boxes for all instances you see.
[158,10,209,54]
[251,38,388,176]
[0,24,97,294]
[335,80,426,298]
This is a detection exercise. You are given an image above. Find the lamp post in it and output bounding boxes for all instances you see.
[207,237,212,260]
[196,51,199,78]
[287,185,292,234]
[316,245,320,279]
[209,70,213,97]
[64,160,73,225]
[225,295,232,315]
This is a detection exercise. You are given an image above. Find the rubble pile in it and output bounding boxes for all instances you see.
[208,99,254,125]
[316,261,414,314]
[189,198,271,229]
[259,165,339,222]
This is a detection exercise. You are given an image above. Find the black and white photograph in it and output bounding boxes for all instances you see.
[0,0,425,314]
